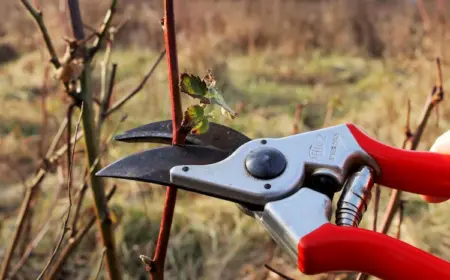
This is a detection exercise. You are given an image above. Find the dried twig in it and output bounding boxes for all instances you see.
[89,0,117,58]
[372,184,380,231]
[99,63,118,127]
[263,264,294,280]
[0,115,70,279]
[45,186,117,280]
[66,104,75,181]
[380,58,444,234]
[94,248,108,280]
[39,66,51,158]
[97,26,116,131]
[36,102,84,280]
[105,50,166,117]
[19,0,61,68]
[149,1,183,279]
[7,166,67,280]
[71,182,88,237]
[261,239,277,280]
[417,0,431,32]
[357,58,444,280]
[292,104,303,134]
[396,201,405,240]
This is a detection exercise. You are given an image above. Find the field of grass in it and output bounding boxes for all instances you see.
[1,1,450,279]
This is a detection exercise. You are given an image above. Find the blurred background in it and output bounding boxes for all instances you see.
[1,0,450,279]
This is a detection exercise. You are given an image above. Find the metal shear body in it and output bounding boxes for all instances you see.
[97,120,450,280]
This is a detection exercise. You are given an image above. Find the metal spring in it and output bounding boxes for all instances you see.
[336,166,375,227]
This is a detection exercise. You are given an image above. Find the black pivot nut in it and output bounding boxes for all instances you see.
[245,147,287,179]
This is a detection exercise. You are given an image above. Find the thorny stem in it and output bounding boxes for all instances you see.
[36,102,84,280]
[68,0,122,279]
[150,1,183,279]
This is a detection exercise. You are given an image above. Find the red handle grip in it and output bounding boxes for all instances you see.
[298,224,450,279]
[347,124,450,197]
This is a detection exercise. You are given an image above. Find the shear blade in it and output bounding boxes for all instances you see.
[114,120,250,151]
[95,145,245,201]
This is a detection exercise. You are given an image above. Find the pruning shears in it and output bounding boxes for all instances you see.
[96,120,450,279]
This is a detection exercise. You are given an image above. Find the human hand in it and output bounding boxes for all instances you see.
[421,130,450,203]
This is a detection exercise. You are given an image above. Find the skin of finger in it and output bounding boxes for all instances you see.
[421,130,450,203]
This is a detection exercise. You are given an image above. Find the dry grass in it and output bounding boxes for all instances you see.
[1,0,450,279]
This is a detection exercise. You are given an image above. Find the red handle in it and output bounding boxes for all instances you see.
[347,124,450,197]
[298,224,450,279]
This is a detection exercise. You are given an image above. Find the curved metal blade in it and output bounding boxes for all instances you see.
[95,145,245,202]
[114,120,250,152]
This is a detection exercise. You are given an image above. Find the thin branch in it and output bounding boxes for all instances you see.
[105,50,166,117]
[105,64,118,114]
[45,118,69,159]
[292,104,303,135]
[71,182,88,237]
[89,0,118,58]
[45,186,117,280]
[262,239,277,280]
[380,58,444,234]
[39,66,51,158]
[150,1,183,278]
[417,0,431,32]
[396,201,404,240]
[372,184,380,231]
[0,170,45,279]
[94,248,107,280]
[7,220,50,279]
[0,114,74,279]
[9,173,99,279]
[19,0,61,68]
[99,63,118,127]
[66,104,75,182]
[7,166,66,280]
[323,100,334,128]
[263,264,294,280]
[357,57,444,280]
[356,273,369,280]
[36,102,84,280]
[98,29,114,131]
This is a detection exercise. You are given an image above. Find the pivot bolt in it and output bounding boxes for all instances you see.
[245,147,287,179]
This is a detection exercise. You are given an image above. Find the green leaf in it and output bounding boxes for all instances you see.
[179,71,237,119]
[179,73,209,103]
[205,87,237,119]
[180,105,212,135]
[192,118,210,134]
